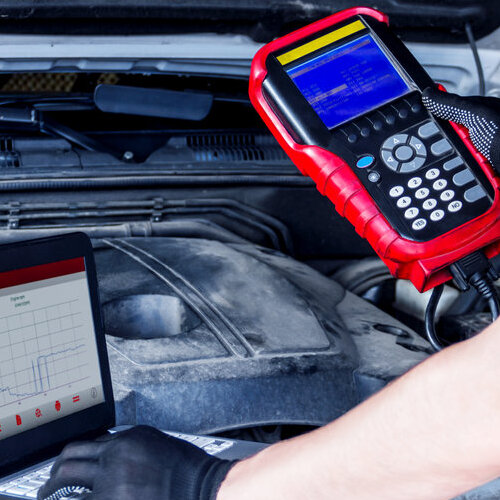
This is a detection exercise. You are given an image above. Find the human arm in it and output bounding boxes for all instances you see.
[218,317,500,500]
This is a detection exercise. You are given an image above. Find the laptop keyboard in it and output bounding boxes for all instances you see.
[0,462,53,499]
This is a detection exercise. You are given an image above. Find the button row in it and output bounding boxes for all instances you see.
[407,177,448,191]
[392,188,466,207]
[345,100,422,144]
[391,181,481,205]
[395,172,486,202]
[402,201,463,221]
[403,202,465,231]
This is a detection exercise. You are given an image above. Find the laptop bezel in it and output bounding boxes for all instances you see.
[0,232,115,478]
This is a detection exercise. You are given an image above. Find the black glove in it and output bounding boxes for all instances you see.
[38,426,235,500]
[422,87,500,170]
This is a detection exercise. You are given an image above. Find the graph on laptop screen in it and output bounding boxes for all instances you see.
[0,258,104,440]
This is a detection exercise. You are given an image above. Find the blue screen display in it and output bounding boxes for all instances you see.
[286,34,410,129]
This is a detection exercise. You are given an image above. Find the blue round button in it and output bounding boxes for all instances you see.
[356,155,375,169]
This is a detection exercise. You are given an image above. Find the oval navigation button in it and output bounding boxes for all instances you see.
[356,155,375,169]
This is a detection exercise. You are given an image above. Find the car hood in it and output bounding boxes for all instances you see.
[0,0,497,43]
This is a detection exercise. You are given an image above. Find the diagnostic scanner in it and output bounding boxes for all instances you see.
[249,7,500,292]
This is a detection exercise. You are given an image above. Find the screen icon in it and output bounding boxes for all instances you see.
[15,415,22,426]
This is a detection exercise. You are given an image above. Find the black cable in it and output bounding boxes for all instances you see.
[488,295,500,321]
[426,252,500,352]
[425,284,445,352]
[425,281,499,352]
[468,272,500,322]
[465,22,486,96]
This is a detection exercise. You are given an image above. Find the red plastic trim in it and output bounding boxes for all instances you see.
[249,8,500,291]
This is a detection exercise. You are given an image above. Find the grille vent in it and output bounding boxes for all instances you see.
[187,133,287,162]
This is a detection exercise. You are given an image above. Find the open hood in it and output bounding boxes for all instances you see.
[0,0,497,43]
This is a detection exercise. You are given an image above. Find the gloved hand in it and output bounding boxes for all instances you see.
[38,426,235,500]
[422,87,500,169]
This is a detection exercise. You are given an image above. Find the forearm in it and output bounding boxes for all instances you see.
[218,319,500,500]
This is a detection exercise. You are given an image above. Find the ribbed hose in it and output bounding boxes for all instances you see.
[0,175,313,192]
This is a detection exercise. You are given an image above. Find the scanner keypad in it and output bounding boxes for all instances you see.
[386,138,488,236]
[333,91,493,241]
[379,116,491,239]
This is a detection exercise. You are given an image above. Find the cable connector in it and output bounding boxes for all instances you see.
[450,251,498,292]
[450,251,499,323]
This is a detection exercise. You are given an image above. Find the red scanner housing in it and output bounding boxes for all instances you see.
[249,7,500,292]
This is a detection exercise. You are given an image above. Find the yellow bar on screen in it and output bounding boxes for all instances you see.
[277,20,365,66]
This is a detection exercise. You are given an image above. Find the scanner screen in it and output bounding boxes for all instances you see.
[287,33,410,129]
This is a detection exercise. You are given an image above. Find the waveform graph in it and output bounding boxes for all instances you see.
[0,299,90,408]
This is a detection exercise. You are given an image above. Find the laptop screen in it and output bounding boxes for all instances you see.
[0,257,105,441]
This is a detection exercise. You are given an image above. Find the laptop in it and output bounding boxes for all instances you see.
[0,233,267,500]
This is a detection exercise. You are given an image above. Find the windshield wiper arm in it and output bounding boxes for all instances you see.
[0,107,131,162]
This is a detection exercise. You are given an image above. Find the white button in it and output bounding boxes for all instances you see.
[405,207,419,219]
[412,218,427,230]
[440,189,455,202]
[397,196,411,208]
[422,198,437,210]
[425,168,440,180]
[448,200,463,212]
[433,179,447,191]
[415,188,429,200]
[389,185,404,197]
[430,209,445,221]
[408,177,422,189]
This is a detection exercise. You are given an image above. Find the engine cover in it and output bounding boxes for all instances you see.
[94,237,429,434]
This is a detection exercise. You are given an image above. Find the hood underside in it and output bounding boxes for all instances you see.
[0,0,497,43]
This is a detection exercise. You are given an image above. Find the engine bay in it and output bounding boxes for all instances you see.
[0,20,498,496]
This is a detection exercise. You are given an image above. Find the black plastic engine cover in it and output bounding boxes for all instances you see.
[93,237,430,434]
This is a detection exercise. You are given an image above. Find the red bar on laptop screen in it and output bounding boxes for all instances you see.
[0,257,85,290]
